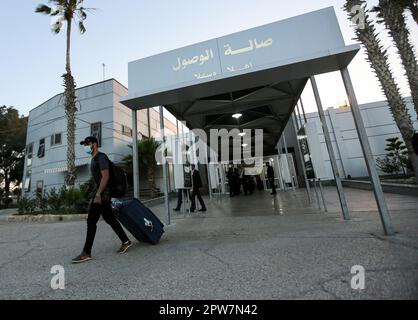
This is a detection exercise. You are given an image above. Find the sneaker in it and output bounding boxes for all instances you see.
[118,240,132,254]
[72,252,92,264]
[198,208,207,212]
[173,208,181,211]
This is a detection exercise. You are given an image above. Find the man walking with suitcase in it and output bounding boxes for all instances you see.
[190,164,207,213]
[72,136,132,264]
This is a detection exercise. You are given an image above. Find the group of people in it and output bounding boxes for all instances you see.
[173,164,207,213]
[226,167,254,197]
[226,162,277,197]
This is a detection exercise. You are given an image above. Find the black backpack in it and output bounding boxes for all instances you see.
[94,153,128,198]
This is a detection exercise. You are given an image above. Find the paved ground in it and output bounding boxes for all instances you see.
[0,187,417,300]
[0,208,16,222]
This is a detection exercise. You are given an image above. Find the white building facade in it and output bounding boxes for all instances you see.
[288,97,418,180]
[22,79,177,197]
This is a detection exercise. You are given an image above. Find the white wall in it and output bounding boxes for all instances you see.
[295,97,418,179]
[22,79,178,197]
[23,80,116,196]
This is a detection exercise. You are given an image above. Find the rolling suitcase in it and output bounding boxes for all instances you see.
[112,198,165,245]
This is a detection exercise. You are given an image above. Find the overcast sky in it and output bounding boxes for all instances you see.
[0,0,417,117]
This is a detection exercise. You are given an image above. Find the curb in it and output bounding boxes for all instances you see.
[8,214,87,223]
[5,195,178,224]
[342,179,418,197]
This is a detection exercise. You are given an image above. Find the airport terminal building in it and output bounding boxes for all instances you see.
[21,7,417,234]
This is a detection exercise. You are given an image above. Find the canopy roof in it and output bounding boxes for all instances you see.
[121,7,360,155]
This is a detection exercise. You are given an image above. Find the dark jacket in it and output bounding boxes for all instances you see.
[192,169,203,189]
[267,166,275,179]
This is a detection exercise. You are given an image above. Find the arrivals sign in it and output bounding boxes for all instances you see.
[127,7,345,97]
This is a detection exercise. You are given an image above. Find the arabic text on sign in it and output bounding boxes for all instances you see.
[224,37,273,56]
[172,49,215,72]
[194,72,217,80]
[227,62,253,73]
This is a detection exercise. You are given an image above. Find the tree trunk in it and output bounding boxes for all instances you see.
[4,171,10,208]
[345,0,418,185]
[409,5,418,26]
[379,0,418,119]
[64,16,77,187]
[406,140,418,182]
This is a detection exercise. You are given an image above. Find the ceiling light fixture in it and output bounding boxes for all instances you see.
[232,113,242,119]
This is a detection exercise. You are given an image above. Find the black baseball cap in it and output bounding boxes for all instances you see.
[79,136,98,145]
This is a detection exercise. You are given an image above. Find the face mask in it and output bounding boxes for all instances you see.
[84,145,93,155]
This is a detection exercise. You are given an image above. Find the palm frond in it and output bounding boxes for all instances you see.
[50,6,63,16]
[35,4,52,14]
[51,20,63,34]
[49,0,66,5]
[78,21,86,34]
[78,8,87,20]
[371,5,385,23]
[52,26,62,34]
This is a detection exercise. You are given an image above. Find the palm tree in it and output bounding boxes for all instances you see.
[395,0,418,26]
[344,0,418,184]
[373,0,418,119]
[124,137,162,199]
[35,0,89,187]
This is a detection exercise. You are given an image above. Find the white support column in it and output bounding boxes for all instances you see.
[312,179,322,210]
[311,76,350,220]
[159,106,171,225]
[299,97,308,124]
[318,179,328,212]
[207,164,213,200]
[341,67,394,235]
[327,108,348,178]
[132,109,140,199]
[291,112,312,202]
[282,133,296,192]
[276,142,285,191]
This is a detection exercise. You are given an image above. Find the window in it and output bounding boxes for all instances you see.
[24,172,31,191]
[37,138,45,158]
[36,180,43,194]
[91,122,102,147]
[51,133,62,146]
[122,125,132,137]
[27,142,34,167]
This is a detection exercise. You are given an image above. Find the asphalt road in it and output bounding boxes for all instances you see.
[1,188,417,300]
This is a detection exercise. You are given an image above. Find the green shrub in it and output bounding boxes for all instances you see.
[376,137,409,175]
[17,184,91,215]
[46,188,63,211]
[17,196,37,215]
[61,186,89,214]
[79,178,94,199]
[35,191,48,212]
